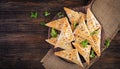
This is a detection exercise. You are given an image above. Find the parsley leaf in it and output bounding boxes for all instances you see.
[105,39,110,48]
[90,49,96,59]
[31,12,38,18]
[44,11,50,16]
[90,29,99,36]
[57,12,64,18]
[80,39,89,47]
[73,22,77,29]
[40,22,46,26]
[50,28,57,38]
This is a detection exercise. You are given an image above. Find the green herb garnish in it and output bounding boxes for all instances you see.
[57,12,64,18]
[73,22,77,29]
[31,12,38,18]
[50,28,57,38]
[80,39,89,47]
[90,29,99,36]
[40,22,46,26]
[105,39,110,48]
[44,11,50,16]
[90,49,96,59]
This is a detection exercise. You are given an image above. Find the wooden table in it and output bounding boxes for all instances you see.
[0,0,120,69]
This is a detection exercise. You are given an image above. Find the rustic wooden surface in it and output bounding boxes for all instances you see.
[0,0,120,69]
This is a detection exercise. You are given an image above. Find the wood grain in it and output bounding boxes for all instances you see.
[0,0,120,69]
